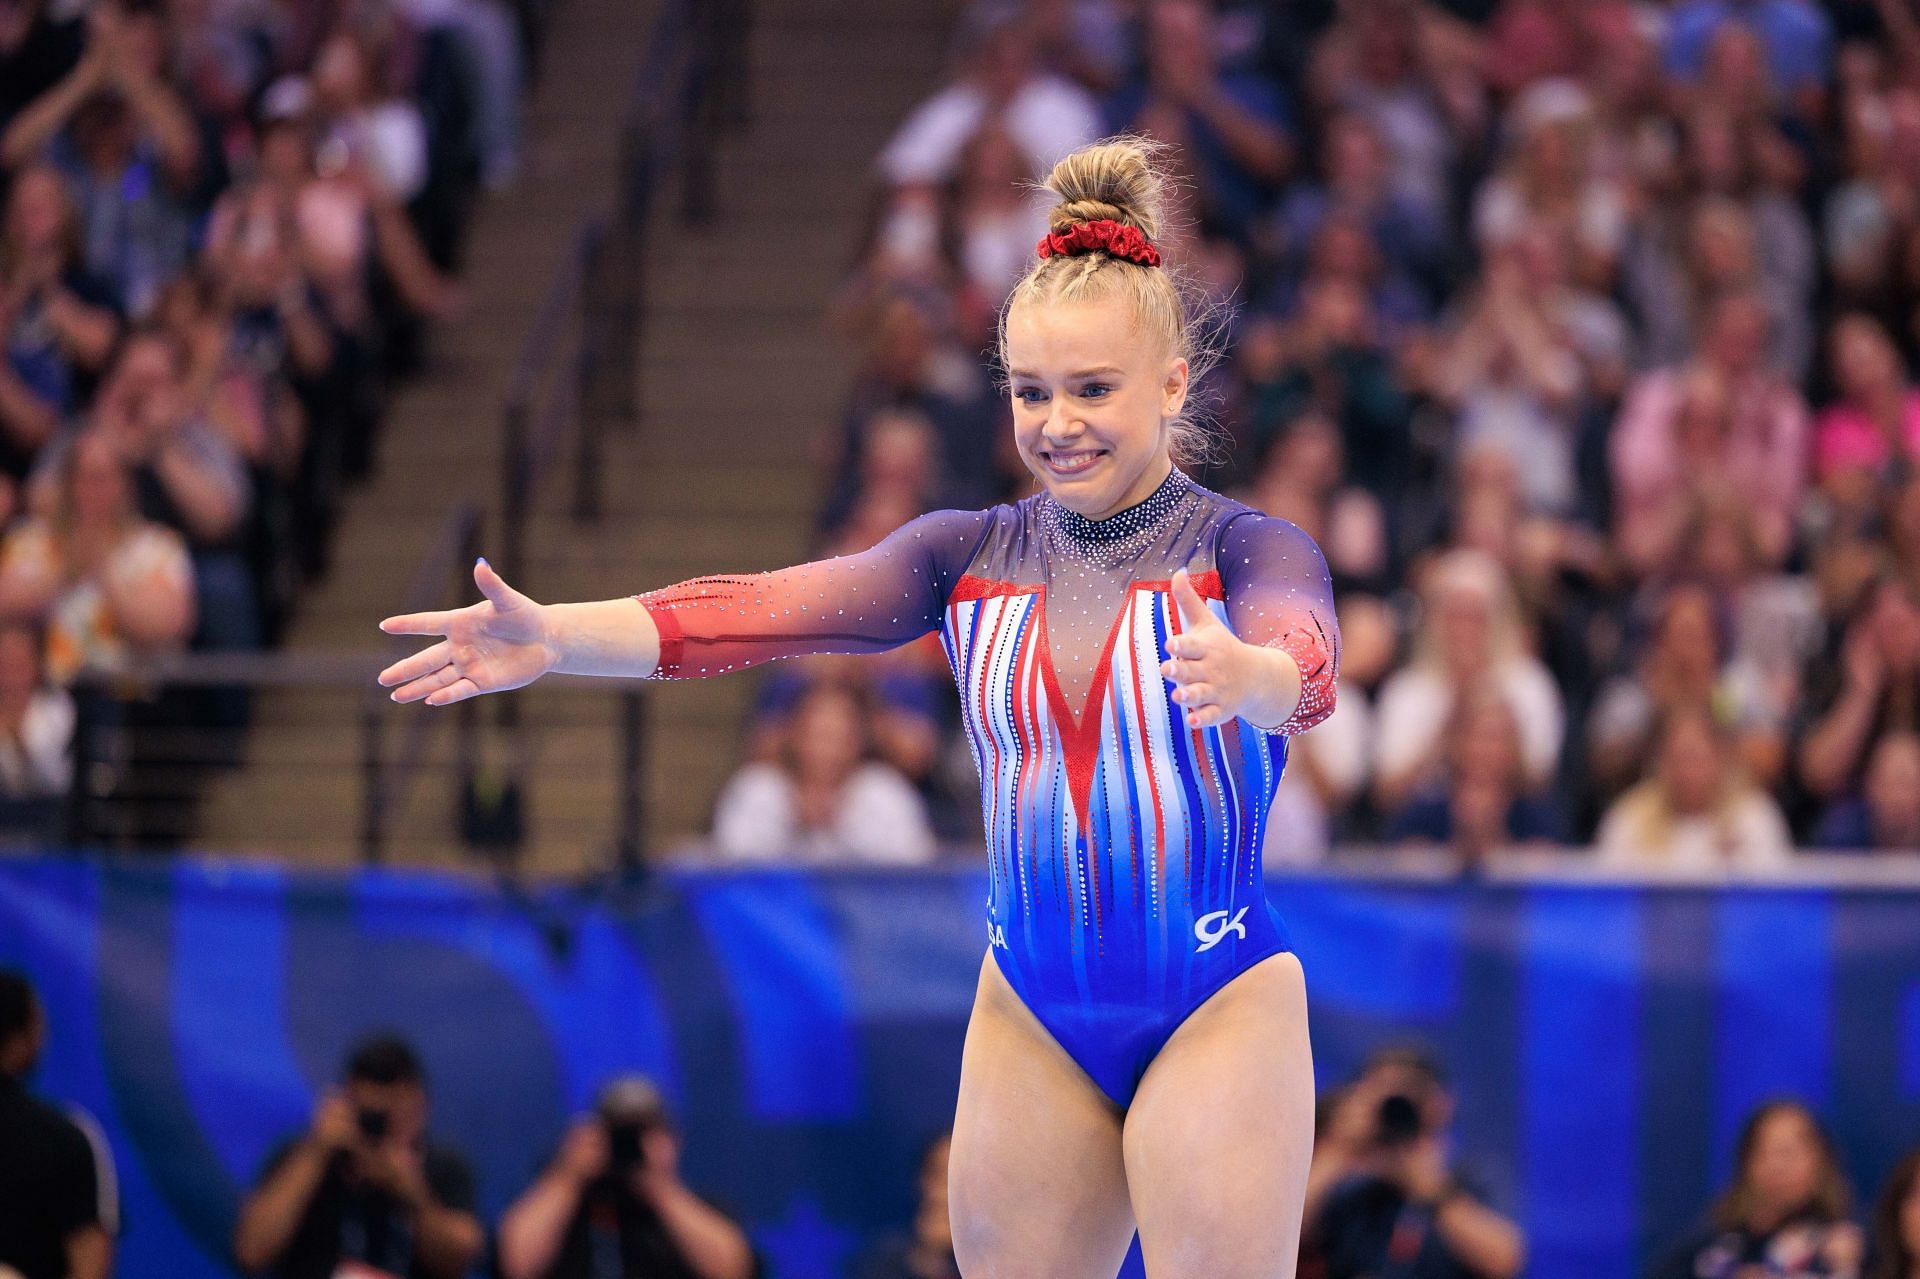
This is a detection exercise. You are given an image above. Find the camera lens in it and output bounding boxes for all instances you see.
[1375,1093,1422,1148]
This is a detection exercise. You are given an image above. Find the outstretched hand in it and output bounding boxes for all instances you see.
[1160,567,1263,730]
[378,559,556,705]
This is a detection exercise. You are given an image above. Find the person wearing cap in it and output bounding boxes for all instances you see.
[232,1033,483,1279]
[0,971,117,1279]
[497,1076,758,1279]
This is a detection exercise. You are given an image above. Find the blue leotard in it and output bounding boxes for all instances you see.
[639,468,1341,1105]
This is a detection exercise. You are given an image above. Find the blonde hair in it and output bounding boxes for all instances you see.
[998,136,1221,466]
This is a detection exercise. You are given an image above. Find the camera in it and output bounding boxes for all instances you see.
[606,1118,647,1172]
[1374,1093,1423,1149]
[356,1106,391,1142]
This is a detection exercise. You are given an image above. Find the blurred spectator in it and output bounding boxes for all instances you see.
[0,970,118,1279]
[876,4,1100,190]
[1236,412,1389,594]
[1868,1147,1920,1279]
[712,680,936,864]
[1,3,206,318]
[1812,729,1920,850]
[1650,1100,1863,1279]
[1664,1,1833,118]
[1612,294,1810,577]
[233,1033,483,1279]
[851,1131,958,1279]
[1594,705,1793,872]
[498,1075,758,1279]
[1104,0,1294,240]
[39,327,259,649]
[1386,690,1564,862]
[1796,577,1920,806]
[1372,549,1563,816]
[1586,583,1788,810]
[1302,1047,1526,1279]
[1473,82,1629,288]
[0,430,194,683]
[308,30,428,206]
[0,621,73,819]
[1814,315,1920,524]
[0,164,119,478]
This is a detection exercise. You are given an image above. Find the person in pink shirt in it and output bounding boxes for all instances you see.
[1814,313,1920,513]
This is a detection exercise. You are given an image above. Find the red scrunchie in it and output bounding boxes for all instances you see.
[1036,219,1163,267]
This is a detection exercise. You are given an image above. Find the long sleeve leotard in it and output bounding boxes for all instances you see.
[638,469,1339,1104]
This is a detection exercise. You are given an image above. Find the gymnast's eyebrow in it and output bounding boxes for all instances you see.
[1008,365,1126,379]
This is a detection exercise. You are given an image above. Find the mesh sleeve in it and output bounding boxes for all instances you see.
[637,508,994,678]
[1217,512,1341,735]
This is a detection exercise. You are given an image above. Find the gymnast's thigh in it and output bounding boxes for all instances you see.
[1123,951,1316,1279]
[947,952,1136,1279]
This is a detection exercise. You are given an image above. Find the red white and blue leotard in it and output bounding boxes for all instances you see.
[638,468,1340,1104]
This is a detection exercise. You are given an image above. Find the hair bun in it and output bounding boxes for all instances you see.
[1043,136,1170,242]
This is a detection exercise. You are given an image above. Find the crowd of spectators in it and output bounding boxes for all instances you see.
[0,0,526,842]
[712,0,1920,871]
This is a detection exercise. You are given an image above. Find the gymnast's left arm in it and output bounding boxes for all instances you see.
[1160,512,1340,733]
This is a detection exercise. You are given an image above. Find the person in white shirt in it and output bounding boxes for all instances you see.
[1594,704,1792,874]
[876,6,1101,190]
[712,679,936,865]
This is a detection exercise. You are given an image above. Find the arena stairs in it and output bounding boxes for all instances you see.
[193,0,952,873]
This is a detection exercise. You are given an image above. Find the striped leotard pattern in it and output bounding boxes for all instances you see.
[638,469,1340,1103]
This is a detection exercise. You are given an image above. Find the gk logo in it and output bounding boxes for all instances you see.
[1194,907,1248,952]
[988,922,1009,950]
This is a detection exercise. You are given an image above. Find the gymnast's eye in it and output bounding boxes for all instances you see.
[1015,387,1048,405]
[1079,383,1111,399]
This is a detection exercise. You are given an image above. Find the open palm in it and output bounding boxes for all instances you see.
[378,559,556,705]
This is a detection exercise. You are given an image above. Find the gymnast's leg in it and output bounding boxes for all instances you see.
[1124,952,1316,1279]
[947,953,1137,1279]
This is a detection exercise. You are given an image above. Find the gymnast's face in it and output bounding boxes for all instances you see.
[1006,297,1188,520]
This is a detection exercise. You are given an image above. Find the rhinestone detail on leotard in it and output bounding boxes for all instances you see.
[1039,467,1196,563]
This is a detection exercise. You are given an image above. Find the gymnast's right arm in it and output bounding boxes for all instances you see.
[378,508,992,704]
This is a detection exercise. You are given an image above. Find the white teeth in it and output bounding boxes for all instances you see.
[1046,452,1100,474]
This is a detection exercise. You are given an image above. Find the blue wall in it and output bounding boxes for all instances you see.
[2,855,1917,1279]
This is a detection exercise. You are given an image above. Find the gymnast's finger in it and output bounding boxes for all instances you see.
[380,609,456,636]
[390,664,462,704]
[1173,682,1216,706]
[1161,657,1198,684]
[378,640,450,688]
[425,677,482,706]
[1166,632,1206,660]
[1183,700,1226,727]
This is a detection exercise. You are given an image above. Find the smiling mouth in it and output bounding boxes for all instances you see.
[1039,448,1107,476]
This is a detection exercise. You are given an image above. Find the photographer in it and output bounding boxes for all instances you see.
[0,971,117,1279]
[232,1034,483,1279]
[498,1076,757,1279]
[1302,1048,1526,1279]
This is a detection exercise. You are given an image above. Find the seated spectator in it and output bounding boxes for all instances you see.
[1387,691,1564,863]
[1104,0,1293,241]
[1594,705,1793,873]
[1814,314,1920,520]
[1264,110,1449,310]
[1797,577,1920,806]
[1372,549,1563,816]
[875,5,1100,191]
[1235,413,1389,595]
[1611,294,1810,577]
[822,408,943,549]
[712,680,936,864]
[1664,0,1832,120]
[853,1131,957,1279]
[232,1033,483,1279]
[1587,583,1787,809]
[1242,275,1414,510]
[309,30,429,207]
[1302,1047,1526,1279]
[0,621,74,817]
[0,2,206,317]
[498,1075,758,1279]
[1812,730,1920,852]
[0,431,194,683]
[0,164,119,478]
[40,327,259,650]
[0,971,118,1279]
[1869,1148,1920,1279]
[1650,1100,1863,1279]
[1473,82,1630,289]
